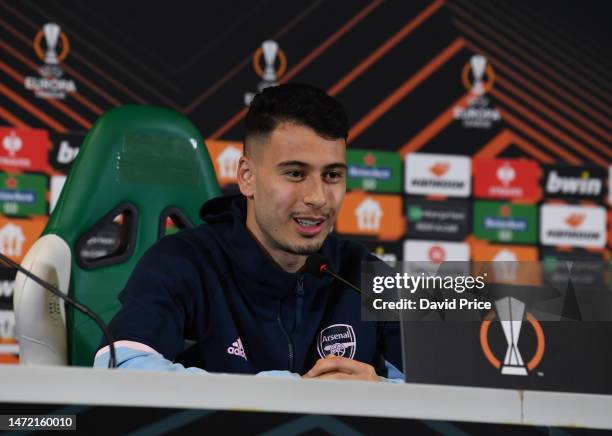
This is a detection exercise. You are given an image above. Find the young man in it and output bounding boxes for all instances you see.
[95,84,403,382]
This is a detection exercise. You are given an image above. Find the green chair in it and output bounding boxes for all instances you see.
[13,105,220,366]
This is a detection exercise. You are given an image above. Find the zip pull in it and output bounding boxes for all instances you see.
[295,275,305,330]
[296,274,304,296]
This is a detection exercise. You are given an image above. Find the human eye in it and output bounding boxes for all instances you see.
[324,170,344,183]
[284,169,305,181]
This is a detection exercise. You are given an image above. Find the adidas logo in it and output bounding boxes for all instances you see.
[227,337,247,360]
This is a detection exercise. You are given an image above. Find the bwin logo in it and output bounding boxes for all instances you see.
[56,140,79,164]
[546,170,602,196]
[317,324,356,359]
[0,280,14,298]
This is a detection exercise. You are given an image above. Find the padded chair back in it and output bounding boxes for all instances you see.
[14,105,220,366]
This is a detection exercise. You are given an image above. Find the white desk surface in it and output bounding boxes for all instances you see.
[0,365,610,430]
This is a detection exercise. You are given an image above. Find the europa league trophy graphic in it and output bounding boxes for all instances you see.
[258,40,280,90]
[495,296,528,375]
[470,54,487,96]
[43,23,61,65]
[244,40,283,105]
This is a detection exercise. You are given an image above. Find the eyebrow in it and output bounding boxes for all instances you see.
[277,161,347,170]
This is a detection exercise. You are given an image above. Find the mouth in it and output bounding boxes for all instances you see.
[292,216,327,236]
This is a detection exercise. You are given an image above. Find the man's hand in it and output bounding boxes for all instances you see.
[303,355,380,382]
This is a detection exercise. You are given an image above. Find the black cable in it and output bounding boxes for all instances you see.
[0,252,117,369]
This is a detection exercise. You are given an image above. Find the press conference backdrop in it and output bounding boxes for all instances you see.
[0,0,610,368]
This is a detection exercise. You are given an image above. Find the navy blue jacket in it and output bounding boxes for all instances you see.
[105,195,401,376]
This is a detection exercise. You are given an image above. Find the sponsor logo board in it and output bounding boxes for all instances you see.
[357,240,402,266]
[406,198,469,240]
[0,267,16,310]
[471,241,538,262]
[49,175,66,213]
[0,309,18,357]
[346,150,401,192]
[206,140,243,188]
[543,165,606,202]
[540,248,606,288]
[49,133,83,173]
[403,239,470,262]
[405,153,471,197]
[0,173,47,216]
[0,128,51,172]
[473,201,538,244]
[471,241,539,285]
[474,158,541,201]
[336,192,404,240]
[540,204,606,248]
[0,216,47,264]
[609,165,611,205]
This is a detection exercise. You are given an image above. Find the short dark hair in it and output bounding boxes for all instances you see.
[244,83,349,155]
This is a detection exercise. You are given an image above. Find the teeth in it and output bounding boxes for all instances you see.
[297,219,321,227]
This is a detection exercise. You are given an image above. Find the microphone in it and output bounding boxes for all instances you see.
[305,253,401,321]
[0,251,117,369]
[304,253,368,298]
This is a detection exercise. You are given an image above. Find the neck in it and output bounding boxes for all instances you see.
[245,203,306,273]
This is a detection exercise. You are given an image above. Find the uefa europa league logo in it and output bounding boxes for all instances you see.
[261,40,279,83]
[470,55,487,96]
[43,23,61,65]
[244,40,287,105]
[495,296,527,375]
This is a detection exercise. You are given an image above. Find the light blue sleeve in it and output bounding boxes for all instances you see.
[381,359,405,384]
[94,348,401,382]
[94,347,300,378]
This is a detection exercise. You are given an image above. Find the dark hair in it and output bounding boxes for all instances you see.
[244,83,349,153]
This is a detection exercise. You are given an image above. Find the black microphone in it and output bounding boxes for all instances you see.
[0,251,117,369]
[304,254,368,298]
[305,254,402,321]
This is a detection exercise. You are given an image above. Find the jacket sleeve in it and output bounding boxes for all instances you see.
[98,235,206,362]
[94,346,301,379]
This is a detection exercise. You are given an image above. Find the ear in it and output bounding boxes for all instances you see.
[237,156,255,198]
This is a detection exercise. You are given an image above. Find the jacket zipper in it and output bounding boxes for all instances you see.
[277,314,294,371]
[295,275,304,329]
[277,276,304,372]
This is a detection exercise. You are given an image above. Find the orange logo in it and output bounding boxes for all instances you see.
[336,192,404,240]
[205,140,243,188]
[33,24,70,64]
[462,54,495,95]
[471,241,540,285]
[471,241,538,262]
[0,216,47,264]
[480,308,545,374]
[565,213,585,228]
[253,43,287,80]
[429,162,449,177]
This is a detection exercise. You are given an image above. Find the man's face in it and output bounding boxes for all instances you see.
[240,123,346,257]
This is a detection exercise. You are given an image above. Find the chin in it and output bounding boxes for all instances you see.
[284,240,324,256]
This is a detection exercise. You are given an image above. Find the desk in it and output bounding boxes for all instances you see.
[1,365,611,433]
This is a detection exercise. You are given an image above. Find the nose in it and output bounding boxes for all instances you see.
[303,177,327,209]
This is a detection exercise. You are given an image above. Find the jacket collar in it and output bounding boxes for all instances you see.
[201,195,336,298]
